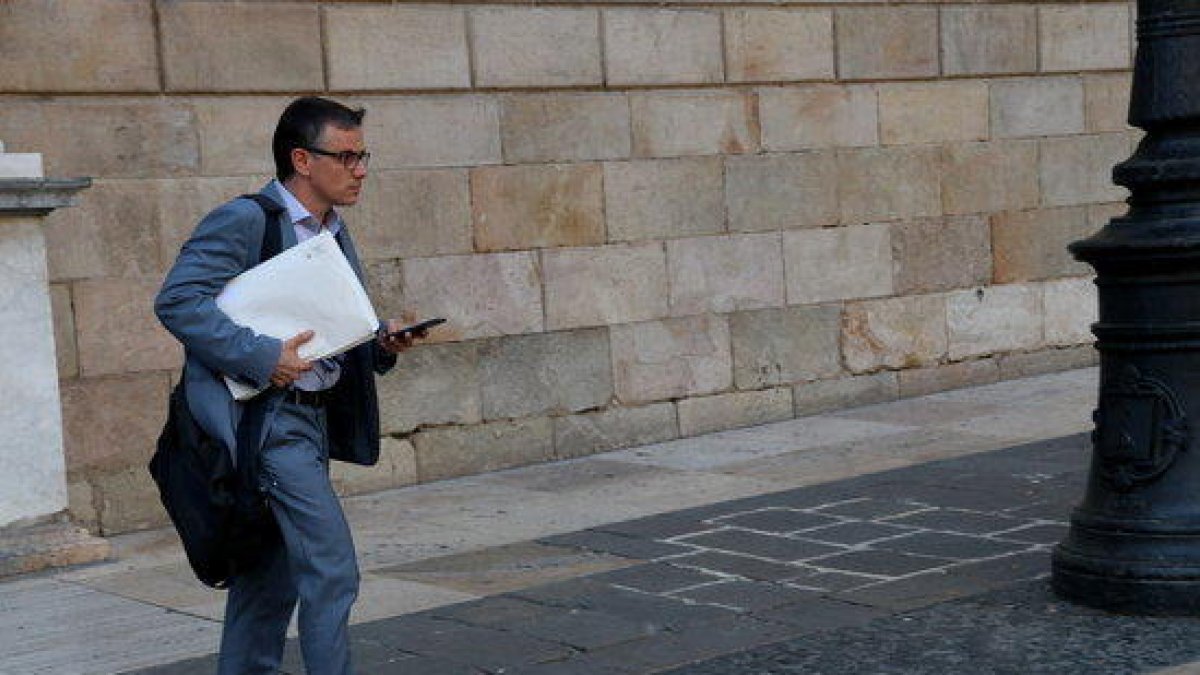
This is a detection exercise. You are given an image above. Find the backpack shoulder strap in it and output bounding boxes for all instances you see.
[238,194,284,264]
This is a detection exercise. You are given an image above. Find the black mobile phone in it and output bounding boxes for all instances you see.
[382,317,446,340]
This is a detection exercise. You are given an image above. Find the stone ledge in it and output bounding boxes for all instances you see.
[0,515,111,578]
[0,178,92,216]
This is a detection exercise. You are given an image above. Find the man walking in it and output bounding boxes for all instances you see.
[156,97,412,674]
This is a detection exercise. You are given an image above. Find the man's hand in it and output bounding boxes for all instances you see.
[377,318,418,355]
[270,330,315,388]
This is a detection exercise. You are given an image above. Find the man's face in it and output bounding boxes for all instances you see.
[306,124,367,208]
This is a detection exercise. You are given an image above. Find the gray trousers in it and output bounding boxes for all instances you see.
[217,401,359,675]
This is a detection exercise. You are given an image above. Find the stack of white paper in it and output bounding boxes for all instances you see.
[216,231,380,400]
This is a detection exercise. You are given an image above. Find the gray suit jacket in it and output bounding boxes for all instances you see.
[155,181,395,466]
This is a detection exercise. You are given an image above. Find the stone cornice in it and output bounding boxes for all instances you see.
[0,178,92,217]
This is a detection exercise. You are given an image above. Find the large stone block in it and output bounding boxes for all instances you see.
[157,176,270,271]
[997,345,1097,380]
[631,91,758,158]
[724,9,834,82]
[892,216,991,295]
[604,9,723,86]
[990,77,1085,139]
[159,2,323,91]
[501,93,630,163]
[365,95,501,169]
[1040,134,1131,207]
[947,284,1043,360]
[191,97,283,177]
[941,6,1037,76]
[92,465,170,534]
[543,242,669,330]
[479,329,613,419]
[611,315,732,404]
[331,438,417,498]
[413,418,554,483]
[1040,4,1132,73]
[325,5,469,91]
[42,179,163,282]
[355,169,471,260]
[784,224,893,305]
[835,7,938,80]
[376,341,481,435]
[879,82,989,145]
[50,284,77,379]
[363,260,404,337]
[553,403,678,459]
[604,157,724,242]
[992,207,1094,283]
[678,388,794,437]
[73,278,181,377]
[759,85,878,152]
[668,233,785,316]
[837,146,941,224]
[1043,277,1097,346]
[471,7,602,87]
[899,359,1000,399]
[941,141,1040,216]
[401,252,543,340]
[842,295,948,373]
[1084,73,1133,133]
[793,372,898,417]
[0,0,159,92]
[61,373,171,474]
[472,163,605,252]
[726,152,838,233]
[730,305,842,389]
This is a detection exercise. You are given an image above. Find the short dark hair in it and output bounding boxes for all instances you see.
[272,97,366,181]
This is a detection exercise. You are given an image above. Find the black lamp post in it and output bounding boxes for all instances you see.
[1053,1,1200,614]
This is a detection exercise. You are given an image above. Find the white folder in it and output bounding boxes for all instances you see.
[215,231,380,400]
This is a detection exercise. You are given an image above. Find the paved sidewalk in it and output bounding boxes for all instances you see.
[11,367,1199,674]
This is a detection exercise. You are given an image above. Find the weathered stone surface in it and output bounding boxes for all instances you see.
[73,279,181,377]
[159,3,323,91]
[1040,134,1130,207]
[91,466,169,534]
[668,233,785,316]
[413,418,554,483]
[376,341,481,435]
[401,252,543,340]
[759,85,878,152]
[631,91,757,158]
[837,147,941,224]
[990,77,1085,139]
[783,224,893,305]
[543,242,669,330]
[836,7,939,80]
[331,438,417,497]
[472,163,605,252]
[325,5,469,91]
[898,360,1000,399]
[190,97,282,177]
[0,153,42,178]
[61,373,171,474]
[724,9,834,82]
[611,315,732,404]
[50,285,77,379]
[991,207,1094,283]
[946,285,1043,360]
[1040,4,1132,73]
[479,329,612,419]
[0,0,158,92]
[726,152,838,233]
[366,96,501,170]
[604,158,724,242]
[941,6,1037,76]
[730,305,842,389]
[678,388,793,437]
[604,9,723,86]
[355,169,471,260]
[843,295,948,374]
[793,373,899,417]
[1043,277,1097,346]
[879,82,988,145]
[553,404,678,459]
[1084,73,1133,133]
[471,7,602,87]
[997,345,1097,380]
[157,176,268,270]
[42,179,162,282]
[67,479,98,530]
[941,141,1040,216]
[501,93,630,164]
[363,260,403,328]
[892,216,991,295]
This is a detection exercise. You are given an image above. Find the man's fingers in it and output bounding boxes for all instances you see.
[284,330,316,350]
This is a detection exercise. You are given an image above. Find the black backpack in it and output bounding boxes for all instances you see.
[148,194,285,588]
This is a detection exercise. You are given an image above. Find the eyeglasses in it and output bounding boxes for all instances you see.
[304,147,371,171]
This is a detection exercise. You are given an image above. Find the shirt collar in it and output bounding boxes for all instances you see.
[272,179,344,236]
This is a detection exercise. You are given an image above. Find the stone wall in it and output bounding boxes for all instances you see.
[0,0,1132,534]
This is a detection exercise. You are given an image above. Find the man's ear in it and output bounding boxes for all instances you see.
[290,147,311,178]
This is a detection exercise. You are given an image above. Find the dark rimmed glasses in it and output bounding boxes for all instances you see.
[304,147,371,171]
